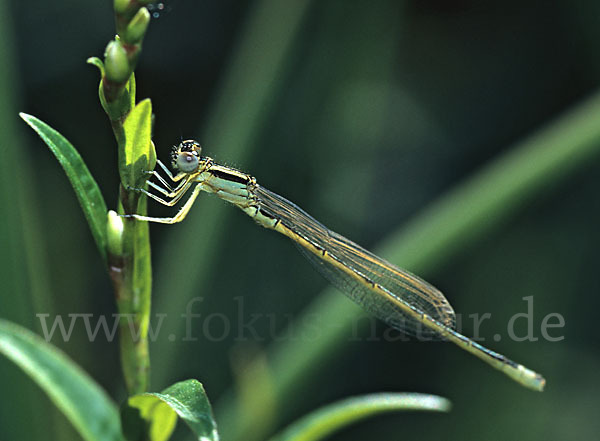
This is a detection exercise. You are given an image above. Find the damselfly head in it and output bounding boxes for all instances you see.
[171,139,202,173]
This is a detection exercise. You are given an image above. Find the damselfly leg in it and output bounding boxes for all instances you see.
[124,182,204,224]
[124,162,201,223]
[146,159,189,194]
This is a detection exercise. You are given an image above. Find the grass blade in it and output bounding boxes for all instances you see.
[268,393,450,441]
[217,89,600,437]
[270,90,600,393]
[0,4,56,439]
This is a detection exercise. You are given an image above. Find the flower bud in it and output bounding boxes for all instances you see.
[107,210,125,256]
[123,7,150,44]
[113,0,130,14]
[104,40,130,83]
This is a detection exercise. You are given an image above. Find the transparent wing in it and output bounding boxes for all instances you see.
[255,186,456,338]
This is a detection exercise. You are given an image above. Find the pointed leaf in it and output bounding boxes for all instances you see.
[0,319,124,441]
[268,393,451,441]
[121,98,155,188]
[20,113,108,262]
[122,379,219,441]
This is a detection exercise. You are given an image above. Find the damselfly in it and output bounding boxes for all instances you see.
[126,140,546,391]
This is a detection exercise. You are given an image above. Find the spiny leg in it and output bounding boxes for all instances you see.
[150,161,188,191]
[148,180,173,197]
[156,159,175,180]
[141,181,193,206]
[145,159,188,193]
[148,179,189,198]
[124,183,204,224]
[128,174,192,203]
[143,159,176,189]
[149,170,177,193]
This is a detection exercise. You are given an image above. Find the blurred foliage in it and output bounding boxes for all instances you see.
[1,1,600,441]
[267,393,451,441]
[0,320,124,441]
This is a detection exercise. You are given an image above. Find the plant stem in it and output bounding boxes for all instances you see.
[108,188,152,394]
[100,2,152,395]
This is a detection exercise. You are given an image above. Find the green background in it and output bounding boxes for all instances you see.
[1,1,599,440]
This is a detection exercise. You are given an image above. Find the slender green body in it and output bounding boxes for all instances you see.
[130,140,545,391]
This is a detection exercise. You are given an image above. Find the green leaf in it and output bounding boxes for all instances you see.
[120,98,156,188]
[0,319,125,441]
[122,379,219,441]
[268,393,451,441]
[20,113,108,262]
[87,56,105,77]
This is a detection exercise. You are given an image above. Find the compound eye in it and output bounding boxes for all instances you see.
[176,152,199,173]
